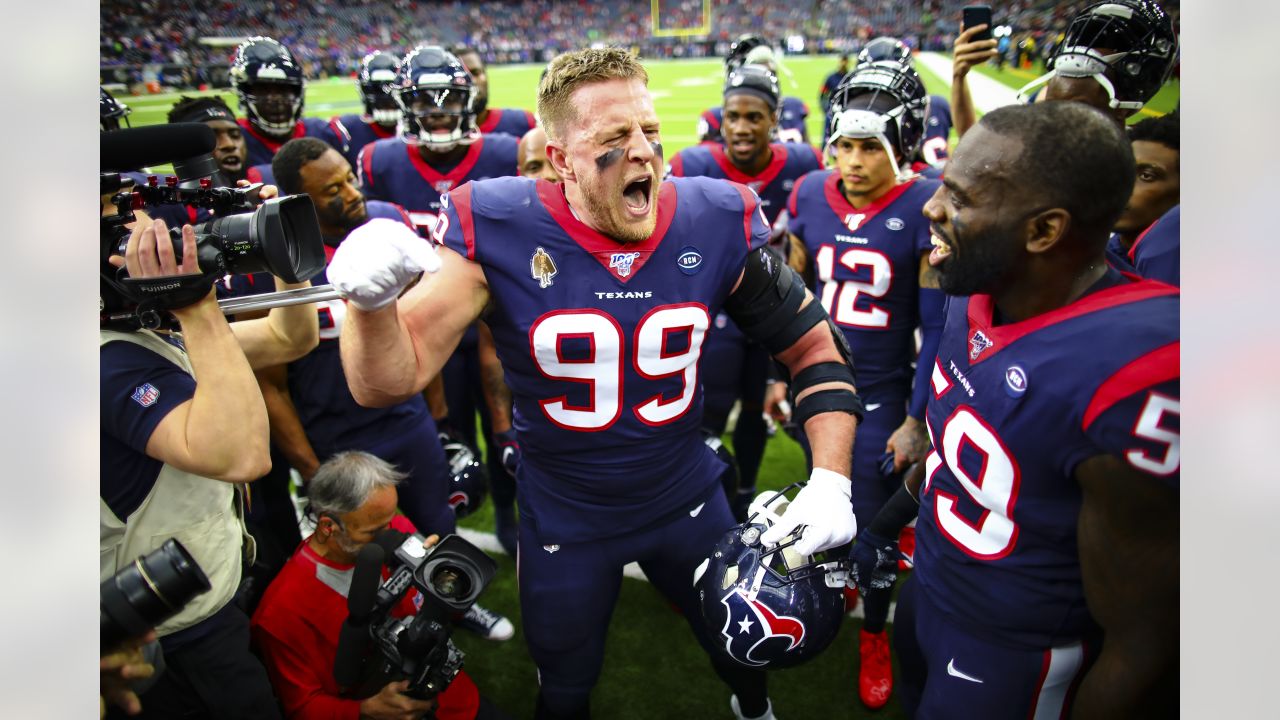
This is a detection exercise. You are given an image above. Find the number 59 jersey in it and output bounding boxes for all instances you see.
[436,176,770,543]
[915,275,1180,649]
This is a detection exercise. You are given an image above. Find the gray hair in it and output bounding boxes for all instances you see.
[308,451,406,519]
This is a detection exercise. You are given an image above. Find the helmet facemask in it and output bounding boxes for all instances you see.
[239,80,304,135]
[396,83,478,151]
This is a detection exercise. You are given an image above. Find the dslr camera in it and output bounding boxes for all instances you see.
[101,539,211,652]
[100,123,325,331]
[335,532,497,699]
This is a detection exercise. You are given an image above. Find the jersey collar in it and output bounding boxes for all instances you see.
[535,179,678,284]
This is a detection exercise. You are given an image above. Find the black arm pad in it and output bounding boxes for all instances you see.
[867,481,920,538]
[724,246,822,355]
[794,387,865,426]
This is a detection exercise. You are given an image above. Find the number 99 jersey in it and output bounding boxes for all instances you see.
[914,273,1179,649]
[435,175,770,544]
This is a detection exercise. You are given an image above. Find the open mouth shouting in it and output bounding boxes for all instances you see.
[929,227,954,267]
[622,174,654,217]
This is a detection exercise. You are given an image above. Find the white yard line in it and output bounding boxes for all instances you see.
[915,52,1021,115]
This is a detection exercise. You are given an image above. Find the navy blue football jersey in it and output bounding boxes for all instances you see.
[238,117,349,168]
[435,176,770,543]
[699,96,811,144]
[667,141,823,238]
[920,94,953,168]
[328,113,397,169]
[246,163,274,186]
[476,107,537,138]
[787,170,940,390]
[1129,204,1179,286]
[915,275,1180,649]
[358,135,519,237]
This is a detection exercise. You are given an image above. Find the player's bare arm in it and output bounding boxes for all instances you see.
[1073,453,1178,718]
[477,321,514,434]
[256,363,321,482]
[341,245,490,407]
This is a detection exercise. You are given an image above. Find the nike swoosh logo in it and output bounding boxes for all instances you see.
[946,659,983,683]
[865,403,882,412]
[690,502,705,517]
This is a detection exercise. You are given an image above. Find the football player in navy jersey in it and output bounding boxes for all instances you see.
[1126,203,1179,285]
[358,45,522,552]
[454,46,538,138]
[699,36,811,144]
[818,54,851,135]
[1109,112,1179,282]
[891,101,1179,719]
[258,137,515,641]
[669,64,824,518]
[330,48,864,720]
[782,61,944,710]
[228,36,350,168]
[329,50,402,169]
[855,37,954,169]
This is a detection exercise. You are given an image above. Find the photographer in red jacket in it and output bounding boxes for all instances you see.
[251,451,508,719]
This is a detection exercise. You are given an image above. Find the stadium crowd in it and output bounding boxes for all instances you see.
[100,1,1180,719]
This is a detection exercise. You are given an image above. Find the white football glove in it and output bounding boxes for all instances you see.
[758,468,857,556]
[327,218,442,311]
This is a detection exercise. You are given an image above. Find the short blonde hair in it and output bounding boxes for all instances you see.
[537,48,649,142]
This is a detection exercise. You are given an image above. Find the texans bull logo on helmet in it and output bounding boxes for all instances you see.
[715,580,807,667]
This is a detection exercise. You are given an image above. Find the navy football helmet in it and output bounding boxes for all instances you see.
[1020,0,1177,111]
[393,45,478,150]
[857,37,913,69]
[441,435,488,518]
[723,64,781,113]
[229,36,306,135]
[358,50,401,126]
[726,34,769,74]
[693,484,849,669]
[100,87,131,133]
[826,61,928,180]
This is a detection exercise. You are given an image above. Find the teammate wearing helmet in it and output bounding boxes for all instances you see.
[453,46,538,138]
[1018,0,1179,125]
[100,87,131,132]
[781,60,945,711]
[229,36,349,167]
[358,45,521,554]
[329,50,402,168]
[699,35,812,145]
[853,37,954,169]
[669,64,824,519]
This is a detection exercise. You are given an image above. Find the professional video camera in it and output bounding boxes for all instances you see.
[100,123,326,331]
[101,538,211,652]
[334,531,497,700]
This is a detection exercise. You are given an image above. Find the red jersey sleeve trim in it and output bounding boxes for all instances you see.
[788,172,811,217]
[1082,341,1179,429]
[729,182,760,250]
[669,152,685,177]
[450,184,478,261]
[360,144,375,190]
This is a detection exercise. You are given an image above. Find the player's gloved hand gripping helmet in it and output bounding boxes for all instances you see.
[393,45,479,151]
[694,484,849,669]
[358,50,402,127]
[826,61,928,182]
[230,37,307,135]
[1017,0,1178,111]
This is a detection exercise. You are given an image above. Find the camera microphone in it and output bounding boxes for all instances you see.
[334,542,385,688]
[100,123,216,173]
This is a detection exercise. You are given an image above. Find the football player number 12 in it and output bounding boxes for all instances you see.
[814,246,892,328]
[530,305,709,430]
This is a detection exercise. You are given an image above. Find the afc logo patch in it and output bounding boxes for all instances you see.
[131,383,160,408]
[969,330,994,360]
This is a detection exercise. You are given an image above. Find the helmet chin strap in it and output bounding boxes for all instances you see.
[1016,48,1145,111]
[826,108,909,182]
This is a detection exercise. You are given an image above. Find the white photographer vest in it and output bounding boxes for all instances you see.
[100,329,255,636]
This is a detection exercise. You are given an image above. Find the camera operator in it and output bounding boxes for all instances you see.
[100,189,319,718]
[251,451,508,720]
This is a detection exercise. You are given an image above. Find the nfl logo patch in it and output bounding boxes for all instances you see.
[131,383,160,408]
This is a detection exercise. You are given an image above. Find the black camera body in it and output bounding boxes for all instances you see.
[99,124,325,332]
[348,532,497,699]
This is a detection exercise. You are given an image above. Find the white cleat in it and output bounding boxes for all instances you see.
[730,695,777,720]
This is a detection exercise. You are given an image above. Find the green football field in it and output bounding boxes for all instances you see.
[116,56,1178,719]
